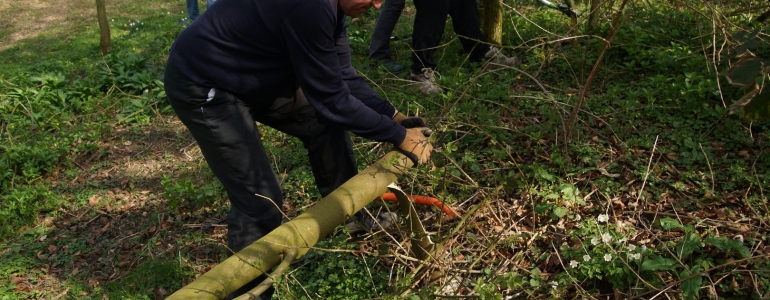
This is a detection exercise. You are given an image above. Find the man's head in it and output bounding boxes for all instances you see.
[339,0,382,18]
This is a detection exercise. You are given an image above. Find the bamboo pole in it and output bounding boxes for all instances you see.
[168,150,414,299]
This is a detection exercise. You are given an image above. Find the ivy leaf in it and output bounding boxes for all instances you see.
[641,256,676,271]
[680,266,702,300]
[659,217,684,230]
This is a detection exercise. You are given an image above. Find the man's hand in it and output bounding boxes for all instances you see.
[398,127,433,165]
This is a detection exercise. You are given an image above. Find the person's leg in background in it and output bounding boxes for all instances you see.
[448,0,521,65]
[448,0,490,62]
[369,0,407,73]
[410,0,451,94]
[186,0,199,20]
[410,0,451,75]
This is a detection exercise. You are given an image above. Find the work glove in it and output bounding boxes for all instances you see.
[400,117,427,129]
[398,127,433,166]
[392,112,432,165]
[401,117,433,138]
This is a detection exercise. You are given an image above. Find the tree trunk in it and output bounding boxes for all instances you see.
[587,0,601,34]
[95,0,111,55]
[480,0,503,45]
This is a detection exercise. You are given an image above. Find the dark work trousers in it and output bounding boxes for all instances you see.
[411,0,491,74]
[369,0,406,61]
[164,63,358,299]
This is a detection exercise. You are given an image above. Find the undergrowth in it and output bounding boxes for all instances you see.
[1,0,769,299]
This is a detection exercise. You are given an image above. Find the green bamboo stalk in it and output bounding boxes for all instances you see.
[168,150,413,299]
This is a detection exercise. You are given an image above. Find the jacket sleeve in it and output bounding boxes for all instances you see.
[281,2,405,145]
[333,17,398,118]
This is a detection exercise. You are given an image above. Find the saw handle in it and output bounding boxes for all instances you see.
[378,193,457,216]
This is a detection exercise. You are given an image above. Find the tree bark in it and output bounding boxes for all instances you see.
[480,0,503,45]
[95,0,111,55]
[587,0,602,34]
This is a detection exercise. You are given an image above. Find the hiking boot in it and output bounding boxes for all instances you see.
[485,46,522,67]
[345,211,398,233]
[375,58,405,74]
[410,68,443,95]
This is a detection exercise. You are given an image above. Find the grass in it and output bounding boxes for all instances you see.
[1,0,770,299]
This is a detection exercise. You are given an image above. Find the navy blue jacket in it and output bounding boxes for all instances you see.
[167,0,406,145]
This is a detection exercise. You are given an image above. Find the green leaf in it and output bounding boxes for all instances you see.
[680,266,702,300]
[529,279,540,287]
[659,217,684,230]
[553,207,567,218]
[726,57,763,87]
[536,169,557,182]
[641,256,676,271]
[704,237,751,258]
[675,233,701,260]
[544,193,559,199]
[742,87,770,120]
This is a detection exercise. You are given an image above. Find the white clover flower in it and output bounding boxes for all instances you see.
[111,19,114,22]
[628,244,636,252]
[597,214,609,223]
[641,245,647,251]
[549,281,558,289]
[570,260,579,268]
[591,237,599,245]
[616,238,626,244]
[601,233,612,243]
[604,254,612,262]
[574,214,582,221]
[583,255,591,262]
[631,253,641,260]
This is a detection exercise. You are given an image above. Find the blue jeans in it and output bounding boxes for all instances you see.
[186,0,217,20]
[186,0,199,20]
[369,0,406,61]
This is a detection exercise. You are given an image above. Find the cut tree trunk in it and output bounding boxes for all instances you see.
[167,151,417,299]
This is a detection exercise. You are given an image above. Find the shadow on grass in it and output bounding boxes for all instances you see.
[1,117,235,299]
